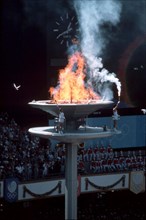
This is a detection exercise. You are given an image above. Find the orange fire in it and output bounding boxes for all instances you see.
[49,52,101,103]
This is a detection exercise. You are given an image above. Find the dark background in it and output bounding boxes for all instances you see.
[0,0,146,126]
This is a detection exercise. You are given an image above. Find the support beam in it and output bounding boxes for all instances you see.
[65,143,78,220]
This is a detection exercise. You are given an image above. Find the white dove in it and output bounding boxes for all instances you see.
[13,83,21,90]
[141,109,146,114]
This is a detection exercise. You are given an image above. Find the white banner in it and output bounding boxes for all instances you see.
[130,171,145,194]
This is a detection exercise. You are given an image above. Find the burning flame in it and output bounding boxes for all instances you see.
[49,52,101,103]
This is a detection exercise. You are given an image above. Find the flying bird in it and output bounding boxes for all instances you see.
[13,83,21,90]
[141,109,146,114]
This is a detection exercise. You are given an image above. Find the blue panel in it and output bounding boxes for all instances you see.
[87,115,146,148]
[4,178,19,202]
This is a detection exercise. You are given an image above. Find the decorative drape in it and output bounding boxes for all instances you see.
[23,181,62,198]
[85,175,126,190]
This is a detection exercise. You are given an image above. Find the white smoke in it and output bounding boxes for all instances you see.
[87,57,121,99]
[73,0,122,100]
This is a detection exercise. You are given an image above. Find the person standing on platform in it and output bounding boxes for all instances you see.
[58,108,65,134]
[112,101,120,131]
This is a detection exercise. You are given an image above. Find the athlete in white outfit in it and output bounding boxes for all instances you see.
[112,101,120,131]
[58,108,65,133]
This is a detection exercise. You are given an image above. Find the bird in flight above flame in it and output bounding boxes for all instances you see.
[141,109,146,114]
[13,83,21,90]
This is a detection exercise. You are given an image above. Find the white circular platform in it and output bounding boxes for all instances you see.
[28,126,121,143]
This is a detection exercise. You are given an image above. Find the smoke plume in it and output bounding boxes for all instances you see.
[73,0,122,100]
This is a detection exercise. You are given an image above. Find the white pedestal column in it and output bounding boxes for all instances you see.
[65,143,78,220]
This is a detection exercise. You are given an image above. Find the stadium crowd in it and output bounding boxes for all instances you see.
[0,112,145,181]
[0,112,146,220]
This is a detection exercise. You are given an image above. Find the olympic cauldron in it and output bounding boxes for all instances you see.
[28,99,115,143]
[28,99,117,220]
